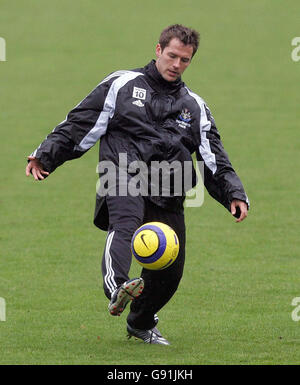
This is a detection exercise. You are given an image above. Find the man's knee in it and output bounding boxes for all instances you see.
[108,219,142,240]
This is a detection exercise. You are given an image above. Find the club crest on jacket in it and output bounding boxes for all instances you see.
[176,108,192,129]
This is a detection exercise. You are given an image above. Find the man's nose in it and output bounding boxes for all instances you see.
[173,58,181,68]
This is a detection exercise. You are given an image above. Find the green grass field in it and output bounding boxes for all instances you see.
[1,0,300,365]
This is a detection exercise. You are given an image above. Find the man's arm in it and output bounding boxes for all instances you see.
[25,71,123,179]
[195,103,249,222]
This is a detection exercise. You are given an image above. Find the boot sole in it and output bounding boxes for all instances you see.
[109,278,144,316]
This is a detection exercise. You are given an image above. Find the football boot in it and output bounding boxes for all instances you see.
[108,277,144,316]
[127,322,170,345]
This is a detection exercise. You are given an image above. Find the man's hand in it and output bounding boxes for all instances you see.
[25,156,49,181]
[230,199,248,223]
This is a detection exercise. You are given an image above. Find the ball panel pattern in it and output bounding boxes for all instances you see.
[131,224,166,264]
[131,222,179,271]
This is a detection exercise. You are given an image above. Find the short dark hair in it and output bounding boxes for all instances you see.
[159,24,200,57]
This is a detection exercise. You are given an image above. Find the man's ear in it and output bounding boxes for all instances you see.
[155,43,162,59]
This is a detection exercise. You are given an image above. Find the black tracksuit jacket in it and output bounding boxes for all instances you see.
[31,60,249,230]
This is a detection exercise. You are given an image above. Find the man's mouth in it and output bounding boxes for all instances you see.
[167,69,178,77]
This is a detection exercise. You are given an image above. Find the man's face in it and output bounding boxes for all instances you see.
[155,38,194,82]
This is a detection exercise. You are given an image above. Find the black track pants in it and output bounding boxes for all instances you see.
[101,195,186,330]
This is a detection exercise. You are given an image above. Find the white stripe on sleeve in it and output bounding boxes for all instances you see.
[74,71,144,152]
[185,87,217,174]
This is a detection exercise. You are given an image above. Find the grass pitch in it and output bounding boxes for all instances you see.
[1,0,300,365]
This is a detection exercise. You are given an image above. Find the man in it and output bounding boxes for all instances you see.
[26,24,249,345]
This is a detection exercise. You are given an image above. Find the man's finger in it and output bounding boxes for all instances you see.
[36,169,44,180]
[230,202,236,216]
[31,168,39,181]
[25,163,32,176]
[235,207,248,223]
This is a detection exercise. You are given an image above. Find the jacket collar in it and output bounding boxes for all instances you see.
[143,60,184,94]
